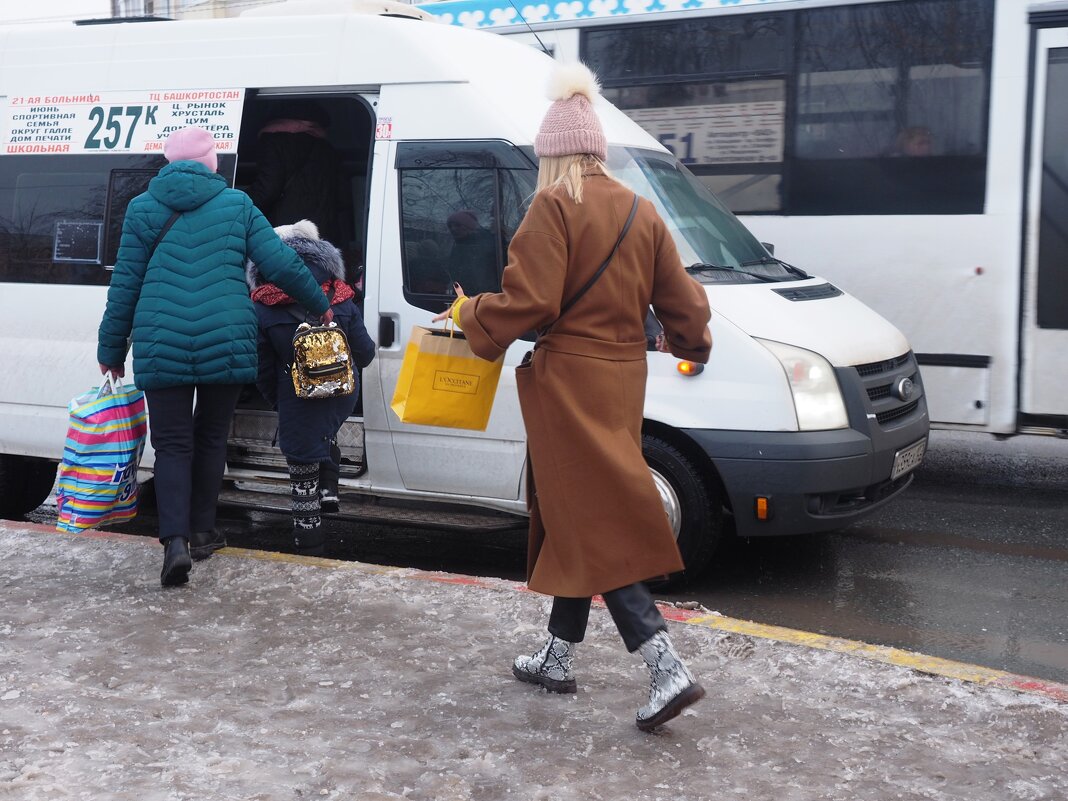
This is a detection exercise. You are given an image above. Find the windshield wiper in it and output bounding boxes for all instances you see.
[686,263,778,283]
[739,256,810,280]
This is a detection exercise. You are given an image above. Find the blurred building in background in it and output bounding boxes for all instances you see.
[112,0,420,19]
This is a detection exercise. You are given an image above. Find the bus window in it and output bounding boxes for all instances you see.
[792,0,993,215]
[0,154,160,285]
[588,14,788,214]
[581,0,995,216]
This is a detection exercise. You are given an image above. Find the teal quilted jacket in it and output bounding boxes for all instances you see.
[98,161,329,390]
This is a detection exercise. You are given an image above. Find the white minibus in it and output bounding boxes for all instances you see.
[420,0,1068,440]
[0,2,928,583]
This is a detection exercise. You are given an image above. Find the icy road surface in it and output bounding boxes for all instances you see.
[1,525,1065,801]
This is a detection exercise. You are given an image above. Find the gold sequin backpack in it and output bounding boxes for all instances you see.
[290,283,354,399]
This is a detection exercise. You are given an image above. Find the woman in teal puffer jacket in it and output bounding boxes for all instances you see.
[98,126,331,588]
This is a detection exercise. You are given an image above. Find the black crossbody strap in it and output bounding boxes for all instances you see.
[557,193,640,321]
[147,210,182,261]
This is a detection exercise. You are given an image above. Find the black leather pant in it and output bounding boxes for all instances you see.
[547,582,667,652]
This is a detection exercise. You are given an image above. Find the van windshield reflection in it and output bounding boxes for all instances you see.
[608,147,798,283]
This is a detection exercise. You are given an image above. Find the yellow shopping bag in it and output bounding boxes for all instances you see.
[390,325,504,431]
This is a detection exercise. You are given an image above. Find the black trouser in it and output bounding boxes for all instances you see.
[548,582,667,653]
[144,384,243,542]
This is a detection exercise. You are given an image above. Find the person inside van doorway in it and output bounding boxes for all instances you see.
[434,64,712,732]
[247,219,375,555]
[97,126,332,588]
[245,101,352,257]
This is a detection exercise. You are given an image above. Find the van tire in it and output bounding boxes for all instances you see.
[642,434,722,588]
[0,455,58,519]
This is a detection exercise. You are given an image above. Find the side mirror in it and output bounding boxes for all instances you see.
[760,242,775,256]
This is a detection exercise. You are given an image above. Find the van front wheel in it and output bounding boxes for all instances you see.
[0,455,58,519]
[643,434,721,587]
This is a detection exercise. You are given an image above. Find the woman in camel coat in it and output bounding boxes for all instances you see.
[437,63,712,732]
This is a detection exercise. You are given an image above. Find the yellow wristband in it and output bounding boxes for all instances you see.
[450,295,469,327]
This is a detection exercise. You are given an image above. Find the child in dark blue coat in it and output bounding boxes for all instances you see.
[247,220,375,554]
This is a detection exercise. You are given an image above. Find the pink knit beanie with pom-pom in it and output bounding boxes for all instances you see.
[163,126,218,172]
[534,63,607,161]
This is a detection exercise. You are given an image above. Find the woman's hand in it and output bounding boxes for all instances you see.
[655,333,670,353]
[432,283,467,323]
[99,363,125,379]
[320,307,334,325]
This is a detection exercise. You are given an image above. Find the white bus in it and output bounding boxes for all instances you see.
[419,0,1068,438]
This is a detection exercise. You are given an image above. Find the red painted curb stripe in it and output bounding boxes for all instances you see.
[9,521,1067,705]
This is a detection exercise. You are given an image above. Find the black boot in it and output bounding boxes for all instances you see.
[189,529,227,561]
[160,536,192,587]
[293,525,325,557]
[319,442,341,513]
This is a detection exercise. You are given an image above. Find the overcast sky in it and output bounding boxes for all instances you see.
[0,1,112,25]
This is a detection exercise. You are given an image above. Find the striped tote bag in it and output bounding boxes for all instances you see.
[56,376,147,533]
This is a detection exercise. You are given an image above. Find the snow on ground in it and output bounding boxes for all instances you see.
[1,525,1065,801]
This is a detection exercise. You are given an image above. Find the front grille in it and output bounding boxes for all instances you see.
[867,384,892,401]
[856,353,911,377]
[852,352,924,429]
[877,400,919,425]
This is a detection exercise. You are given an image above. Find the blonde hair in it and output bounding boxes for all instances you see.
[536,153,622,203]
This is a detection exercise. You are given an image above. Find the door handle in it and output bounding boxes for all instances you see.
[378,315,395,348]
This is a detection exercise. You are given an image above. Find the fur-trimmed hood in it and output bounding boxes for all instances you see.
[246,219,345,290]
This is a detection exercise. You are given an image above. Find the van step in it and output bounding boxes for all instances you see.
[216,483,526,532]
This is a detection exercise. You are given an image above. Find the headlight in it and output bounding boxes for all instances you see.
[757,339,848,431]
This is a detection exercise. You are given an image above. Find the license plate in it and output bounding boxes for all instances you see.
[891,437,927,480]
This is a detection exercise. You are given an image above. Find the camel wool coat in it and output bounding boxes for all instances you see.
[459,169,712,598]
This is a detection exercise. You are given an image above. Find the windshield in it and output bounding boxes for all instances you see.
[606,147,798,283]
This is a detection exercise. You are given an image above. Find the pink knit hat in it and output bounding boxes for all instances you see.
[534,63,607,161]
[163,126,218,172]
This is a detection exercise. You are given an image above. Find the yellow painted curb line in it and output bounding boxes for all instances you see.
[681,613,1068,702]
[224,543,1068,702]
[15,522,1068,703]
[221,546,404,575]
[684,614,1007,684]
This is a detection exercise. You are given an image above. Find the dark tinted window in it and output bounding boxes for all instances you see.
[398,145,537,313]
[585,14,786,83]
[0,153,236,284]
[1037,48,1068,329]
[582,0,994,215]
[793,0,993,214]
[589,15,787,213]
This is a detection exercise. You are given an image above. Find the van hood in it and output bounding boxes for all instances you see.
[706,281,911,367]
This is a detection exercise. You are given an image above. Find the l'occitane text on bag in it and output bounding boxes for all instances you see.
[390,324,504,431]
[56,374,147,533]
